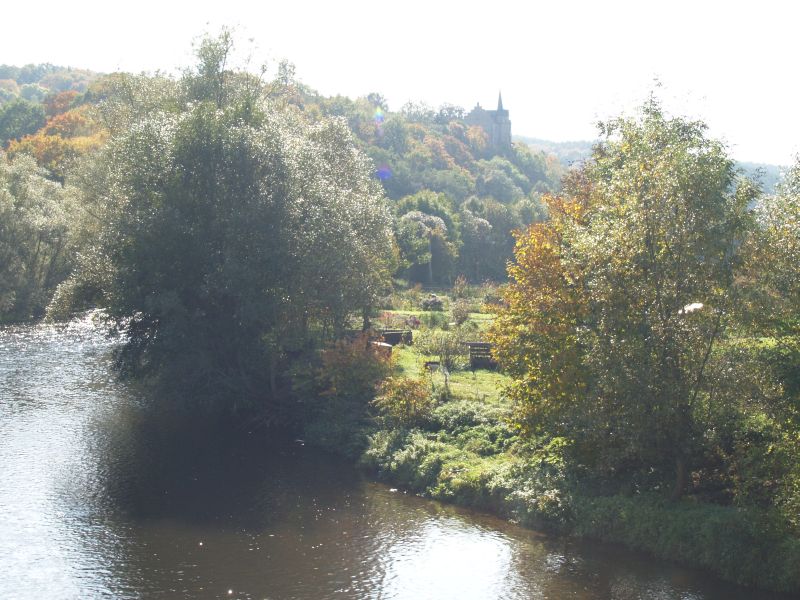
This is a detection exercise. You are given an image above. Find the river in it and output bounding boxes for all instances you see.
[0,314,792,599]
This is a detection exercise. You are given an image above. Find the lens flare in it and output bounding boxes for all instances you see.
[376,165,392,181]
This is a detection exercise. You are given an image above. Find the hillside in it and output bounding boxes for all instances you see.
[0,63,788,283]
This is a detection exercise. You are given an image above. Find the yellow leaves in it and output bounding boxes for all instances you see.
[7,105,108,178]
[43,105,97,138]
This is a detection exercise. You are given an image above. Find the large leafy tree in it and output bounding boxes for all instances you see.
[742,157,800,338]
[394,190,460,284]
[76,33,393,415]
[491,101,755,497]
[0,153,74,321]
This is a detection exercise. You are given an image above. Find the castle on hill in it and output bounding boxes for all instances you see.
[465,93,512,152]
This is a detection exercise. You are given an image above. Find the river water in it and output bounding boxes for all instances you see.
[0,314,792,599]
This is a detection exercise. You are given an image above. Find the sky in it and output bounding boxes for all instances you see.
[3,0,798,165]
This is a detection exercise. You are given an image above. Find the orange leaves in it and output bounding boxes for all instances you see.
[8,105,107,178]
[44,90,79,117]
[43,106,97,137]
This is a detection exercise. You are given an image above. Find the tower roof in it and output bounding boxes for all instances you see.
[497,92,504,111]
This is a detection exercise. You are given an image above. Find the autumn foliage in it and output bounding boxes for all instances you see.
[8,104,107,178]
[490,194,590,432]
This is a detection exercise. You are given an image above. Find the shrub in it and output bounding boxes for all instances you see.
[481,282,504,306]
[430,399,508,432]
[421,310,449,329]
[373,376,436,428]
[303,333,392,456]
[421,293,444,311]
[571,495,800,593]
[452,274,469,299]
[414,328,470,371]
[451,299,470,326]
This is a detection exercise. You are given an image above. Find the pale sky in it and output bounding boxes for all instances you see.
[3,0,798,165]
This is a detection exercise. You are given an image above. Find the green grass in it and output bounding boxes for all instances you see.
[380,309,425,318]
[391,345,509,404]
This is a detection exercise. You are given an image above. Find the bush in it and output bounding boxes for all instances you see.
[451,299,470,326]
[430,399,508,432]
[362,430,454,491]
[414,328,471,371]
[373,376,436,428]
[421,293,444,311]
[452,274,469,299]
[421,311,448,329]
[481,282,505,307]
[303,333,392,457]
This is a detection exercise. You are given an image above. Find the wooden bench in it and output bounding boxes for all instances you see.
[379,329,413,346]
[465,342,496,370]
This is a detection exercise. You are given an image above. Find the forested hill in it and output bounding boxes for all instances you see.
[0,62,786,292]
[0,63,98,97]
[0,64,105,180]
[1,66,564,284]
[287,88,573,281]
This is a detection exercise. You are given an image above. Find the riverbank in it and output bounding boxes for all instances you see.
[305,299,800,595]
[356,410,800,595]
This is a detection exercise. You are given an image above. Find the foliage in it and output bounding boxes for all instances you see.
[0,153,74,321]
[8,104,108,180]
[70,33,394,416]
[420,293,444,311]
[491,100,756,497]
[450,299,470,325]
[571,494,800,593]
[372,376,436,428]
[740,156,800,338]
[395,191,461,283]
[451,274,468,298]
[304,333,393,456]
[0,99,45,146]
[413,326,478,371]
[302,90,562,283]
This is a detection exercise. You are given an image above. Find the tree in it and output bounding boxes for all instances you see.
[0,99,45,146]
[459,207,493,281]
[44,90,79,117]
[0,153,73,321]
[475,157,526,203]
[397,210,449,284]
[491,100,755,498]
[395,191,461,284]
[74,33,394,416]
[737,156,800,421]
[741,157,800,337]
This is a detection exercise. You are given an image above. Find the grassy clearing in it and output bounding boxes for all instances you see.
[391,336,507,405]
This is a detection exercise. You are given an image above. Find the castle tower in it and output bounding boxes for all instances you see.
[465,92,512,153]
[493,92,511,150]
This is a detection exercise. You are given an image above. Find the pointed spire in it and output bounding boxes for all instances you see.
[497,92,504,111]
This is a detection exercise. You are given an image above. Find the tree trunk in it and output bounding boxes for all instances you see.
[671,455,688,501]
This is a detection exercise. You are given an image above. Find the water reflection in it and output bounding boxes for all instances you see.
[0,317,794,599]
